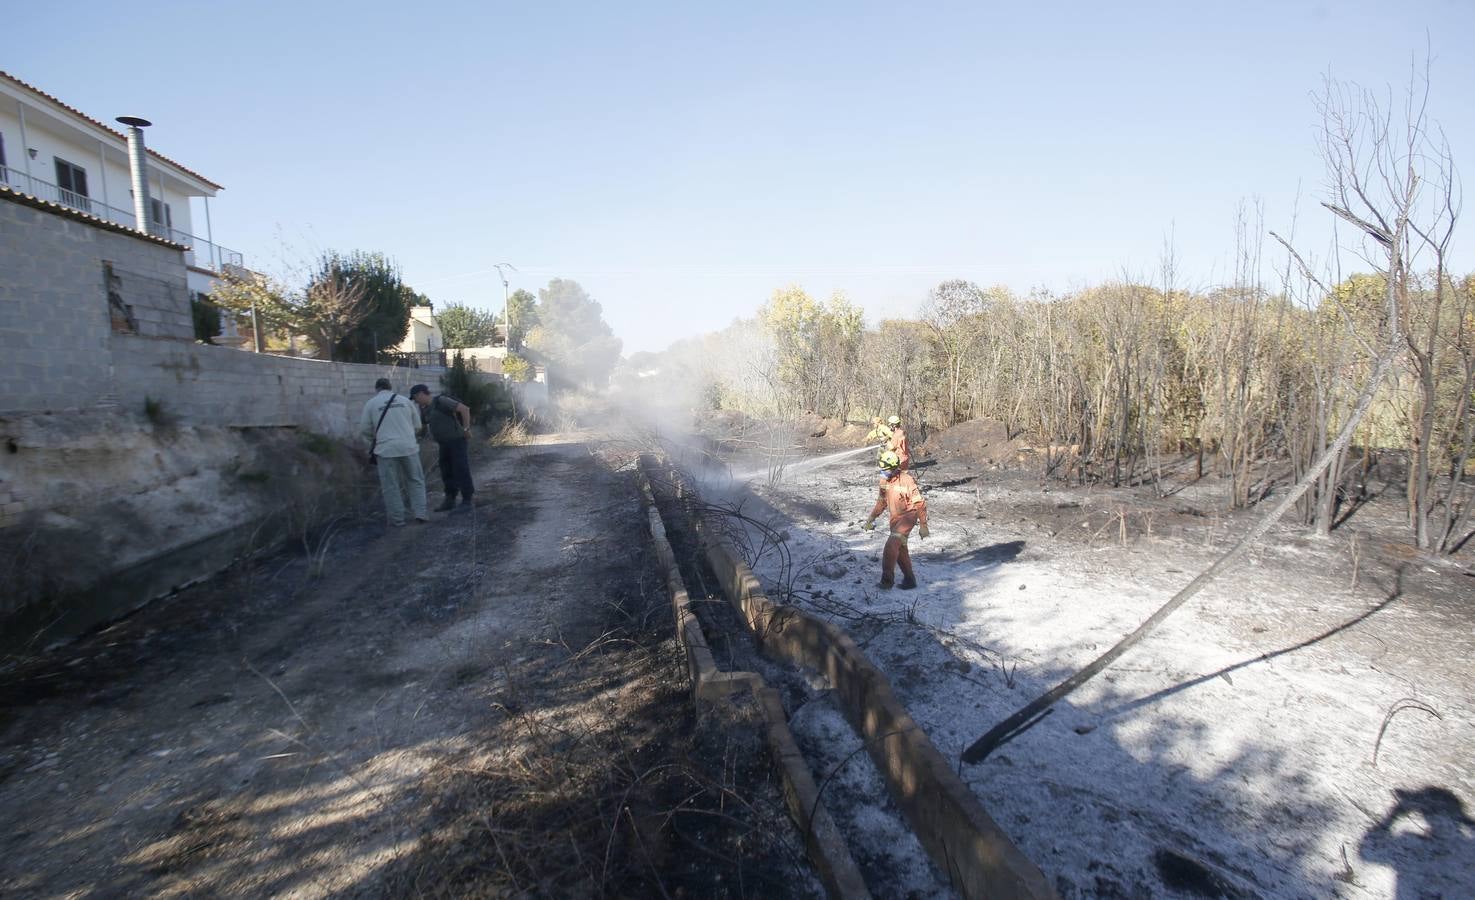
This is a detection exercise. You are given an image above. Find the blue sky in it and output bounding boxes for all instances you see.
[11,1,1473,352]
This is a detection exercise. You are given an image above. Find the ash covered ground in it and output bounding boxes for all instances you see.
[695,423,1475,899]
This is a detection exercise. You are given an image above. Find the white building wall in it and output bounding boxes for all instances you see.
[1,97,201,239]
[456,346,506,374]
[186,268,218,297]
[397,306,443,353]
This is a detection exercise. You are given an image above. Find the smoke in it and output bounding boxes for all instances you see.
[622,318,781,417]
[605,315,827,497]
[612,315,785,441]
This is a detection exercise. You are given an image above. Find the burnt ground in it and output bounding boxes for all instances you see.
[694,434,1475,899]
[644,467,956,898]
[0,439,816,898]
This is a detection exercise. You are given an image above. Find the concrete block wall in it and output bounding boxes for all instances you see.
[0,190,420,435]
[107,337,424,438]
[0,481,25,530]
[0,190,436,531]
[105,247,192,340]
[1,192,194,413]
[1,200,120,410]
[0,345,420,529]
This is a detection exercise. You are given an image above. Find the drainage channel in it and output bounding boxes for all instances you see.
[637,454,1057,900]
[637,458,869,898]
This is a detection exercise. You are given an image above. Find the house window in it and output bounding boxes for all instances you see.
[150,198,172,236]
[54,157,91,211]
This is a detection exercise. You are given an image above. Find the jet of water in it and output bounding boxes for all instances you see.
[730,443,881,482]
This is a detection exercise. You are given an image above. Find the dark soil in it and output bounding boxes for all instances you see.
[0,441,817,898]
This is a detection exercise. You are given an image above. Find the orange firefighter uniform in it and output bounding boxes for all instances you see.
[887,425,911,471]
[865,468,928,589]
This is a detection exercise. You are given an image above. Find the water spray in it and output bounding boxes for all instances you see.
[730,443,881,483]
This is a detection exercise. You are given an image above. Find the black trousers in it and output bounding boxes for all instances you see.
[438,437,474,499]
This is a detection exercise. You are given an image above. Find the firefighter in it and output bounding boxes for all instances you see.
[865,416,893,444]
[885,415,912,471]
[863,449,929,590]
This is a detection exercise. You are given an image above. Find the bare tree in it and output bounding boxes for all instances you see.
[1432,275,1475,551]
[1316,65,1461,549]
[921,280,989,426]
[299,268,373,361]
[963,66,1429,765]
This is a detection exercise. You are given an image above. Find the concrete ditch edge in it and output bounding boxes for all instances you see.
[636,471,872,900]
[693,515,1058,900]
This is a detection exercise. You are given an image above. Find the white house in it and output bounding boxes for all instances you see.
[400,304,444,355]
[391,304,520,375]
[0,70,241,300]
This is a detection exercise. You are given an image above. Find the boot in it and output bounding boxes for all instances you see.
[899,576,918,590]
[876,579,894,590]
[455,496,475,512]
[435,494,457,512]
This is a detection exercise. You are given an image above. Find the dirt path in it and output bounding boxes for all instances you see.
[0,438,812,897]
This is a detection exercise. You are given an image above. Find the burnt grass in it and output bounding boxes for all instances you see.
[0,448,820,898]
[375,637,816,898]
[369,545,818,898]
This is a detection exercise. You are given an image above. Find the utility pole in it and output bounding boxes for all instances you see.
[251,301,264,353]
[493,262,517,349]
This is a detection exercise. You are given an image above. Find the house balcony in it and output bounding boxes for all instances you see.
[378,349,448,370]
[0,165,243,274]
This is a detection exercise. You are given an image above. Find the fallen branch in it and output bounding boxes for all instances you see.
[962,261,1406,764]
[1371,698,1442,767]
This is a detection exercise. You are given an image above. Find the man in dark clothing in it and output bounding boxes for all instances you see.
[410,384,475,511]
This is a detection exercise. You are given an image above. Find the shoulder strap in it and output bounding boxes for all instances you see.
[369,394,397,453]
[375,394,398,433]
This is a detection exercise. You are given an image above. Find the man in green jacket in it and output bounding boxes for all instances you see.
[411,384,475,511]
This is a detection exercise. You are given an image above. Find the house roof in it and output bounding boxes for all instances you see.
[0,70,224,191]
[0,184,188,250]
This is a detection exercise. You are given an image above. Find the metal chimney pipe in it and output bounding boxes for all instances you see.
[115,116,153,233]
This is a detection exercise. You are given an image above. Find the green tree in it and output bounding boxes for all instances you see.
[758,285,862,417]
[209,266,370,359]
[441,352,503,423]
[502,352,534,382]
[525,279,622,388]
[438,303,498,348]
[303,266,372,359]
[317,252,414,363]
[497,288,538,350]
[209,269,291,334]
[190,293,221,344]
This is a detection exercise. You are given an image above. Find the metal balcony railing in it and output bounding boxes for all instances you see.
[57,186,92,213]
[0,165,244,273]
[378,350,448,370]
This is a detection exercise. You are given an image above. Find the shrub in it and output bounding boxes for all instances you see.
[502,352,534,382]
[488,419,530,446]
[299,432,337,457]
[191,294,222,344]
[441,352,505,425]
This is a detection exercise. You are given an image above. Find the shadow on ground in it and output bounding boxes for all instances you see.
[703,452,1472,899]
[0,446,818,898]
